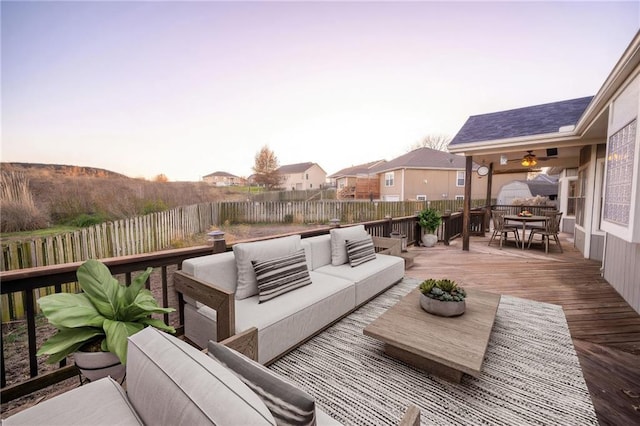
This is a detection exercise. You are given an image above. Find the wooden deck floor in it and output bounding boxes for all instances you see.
[405,233,640,426]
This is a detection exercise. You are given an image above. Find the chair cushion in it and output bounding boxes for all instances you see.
[329,225,368,266]
[208,341,316,426]
[126,327,276,425]
[234,235,302,300]
[3,377,142,426]
[345,236,376,267]
[253,249,312,303]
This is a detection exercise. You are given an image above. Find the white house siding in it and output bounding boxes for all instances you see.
[497,181,532,205]
[604,234,640,314]
[600,73,640,314]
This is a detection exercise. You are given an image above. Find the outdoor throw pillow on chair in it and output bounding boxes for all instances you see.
[208,341,317,426]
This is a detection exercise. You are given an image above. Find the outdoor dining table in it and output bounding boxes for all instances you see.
[504,214,548,250]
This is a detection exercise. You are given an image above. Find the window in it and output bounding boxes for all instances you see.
[576,168,588,227]
[567,180,577,216]
[455,195,464,201]
[604,119,635,226]
[306,173,309,180]
[385,172,394,187]
[416,195,427,201]
[456,171,465,187]
[309,183,313,188]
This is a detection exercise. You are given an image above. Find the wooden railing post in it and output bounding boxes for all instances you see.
[384,215,393,237]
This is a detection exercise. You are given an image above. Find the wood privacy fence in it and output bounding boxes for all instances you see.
[1,199,489,273]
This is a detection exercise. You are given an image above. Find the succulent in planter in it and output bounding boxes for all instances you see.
[419,279,466,316]
[37,259,176,366]
[419,278,466,302]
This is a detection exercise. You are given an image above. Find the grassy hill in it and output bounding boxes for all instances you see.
[1,162,249,233]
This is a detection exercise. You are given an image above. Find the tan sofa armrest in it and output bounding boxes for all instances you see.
[371,236,402,256]
[220,327,258,362]
[398,404,421,426]
[174,270,236,341]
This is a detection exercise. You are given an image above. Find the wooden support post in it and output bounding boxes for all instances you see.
[485,163,494,231]
[463,156,473,251]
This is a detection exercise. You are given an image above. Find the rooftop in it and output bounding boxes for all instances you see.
[449,96,594,146]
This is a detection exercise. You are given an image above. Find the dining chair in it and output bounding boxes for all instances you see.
[527,211,563,253]
[489,210,520,249]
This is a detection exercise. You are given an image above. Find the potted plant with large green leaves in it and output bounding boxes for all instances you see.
[37,259,175,381]
[418,208,441,247]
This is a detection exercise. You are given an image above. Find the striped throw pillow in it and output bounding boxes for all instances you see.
[346,237,376,267]
[252,249,312,303]
[208,341,316,426]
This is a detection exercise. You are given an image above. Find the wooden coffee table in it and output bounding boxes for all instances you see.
[363,288,501,383]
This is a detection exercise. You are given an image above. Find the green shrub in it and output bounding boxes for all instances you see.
[283,214,294,223]
[142,199,168,214]
[68,213,108,227]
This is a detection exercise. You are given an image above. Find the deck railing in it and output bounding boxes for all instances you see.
[0,215,421,403]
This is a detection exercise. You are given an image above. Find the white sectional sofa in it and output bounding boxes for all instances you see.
[175,225,405,365]
[5,327,420,425]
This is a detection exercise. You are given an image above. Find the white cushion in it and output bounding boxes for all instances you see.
[233,235,302,300]
[182,251,237,294]
[329,225,368,266]
[303,235,332,270]
[236,272,355,364]
[126,328,276,425]
[316,254,404,305]
[4,378,142,426]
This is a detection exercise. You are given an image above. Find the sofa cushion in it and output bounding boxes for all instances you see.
[234,235,302,300]
[253,249,312,303]
[236,272,355,364]
[329,225,368,266]
[316,254,404,305]
[126,327,276,425]
[302,235,332,270]
[182,251,238,294]
[208,341,316,426]
[3,377,142,426]
[345,236,376,267]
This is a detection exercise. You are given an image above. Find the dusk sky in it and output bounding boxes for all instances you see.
[2,1,639,181]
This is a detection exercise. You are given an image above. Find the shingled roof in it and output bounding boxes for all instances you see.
[328,160,386,178]
[277,162,316,174]
[449,96,594,146]
[370,147,471,173]
[203,171,238,178]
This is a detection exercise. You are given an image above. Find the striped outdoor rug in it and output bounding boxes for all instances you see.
[268,278,598,425]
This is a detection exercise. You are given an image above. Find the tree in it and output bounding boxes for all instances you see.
[408,134,452,152]
[252,145,282,189]
[153,174,169,182]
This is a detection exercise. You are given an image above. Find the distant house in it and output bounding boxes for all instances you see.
[328,160,386,199]
[202,171,240,186]
[277,162,327,191]
[369,147,527,202]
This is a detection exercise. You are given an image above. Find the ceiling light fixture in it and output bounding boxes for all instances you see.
[521,151,538,167]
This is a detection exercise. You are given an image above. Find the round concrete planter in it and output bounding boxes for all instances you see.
[420,293,465,317]
[421,233,438,247]
[74,351,125,382]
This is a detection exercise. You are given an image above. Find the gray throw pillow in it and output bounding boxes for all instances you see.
[208,341,317,426]
[346,236,377,267]
[252,249,312,303]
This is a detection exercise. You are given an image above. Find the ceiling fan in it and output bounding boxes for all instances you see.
[506,149,558,167]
